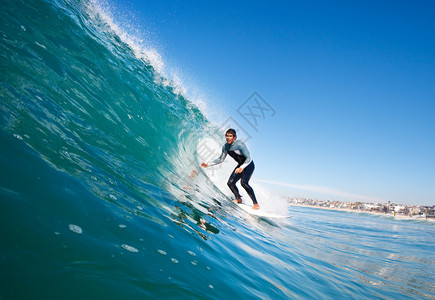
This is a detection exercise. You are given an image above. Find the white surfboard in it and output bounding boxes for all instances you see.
[237,203,290,219]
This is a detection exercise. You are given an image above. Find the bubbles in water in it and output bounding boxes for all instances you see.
[61,150,71,158]
[13,134,23,140]
[171,258,179,264]
[121,244,138,253]
[68,224,83,234]
[157,249,166,256]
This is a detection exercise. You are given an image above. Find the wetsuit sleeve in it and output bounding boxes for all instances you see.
[238,142,252,169]
[208,145,227,166]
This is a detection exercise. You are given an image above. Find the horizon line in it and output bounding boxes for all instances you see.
[255,179,387,203]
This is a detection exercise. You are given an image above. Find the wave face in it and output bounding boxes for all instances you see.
[1,0,434,298]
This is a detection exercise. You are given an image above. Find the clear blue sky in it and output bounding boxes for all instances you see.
[108,0,435,205]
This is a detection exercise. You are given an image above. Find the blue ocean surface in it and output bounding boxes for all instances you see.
[1,0,434,298]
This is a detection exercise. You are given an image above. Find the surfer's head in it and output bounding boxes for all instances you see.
[225,128,237,144]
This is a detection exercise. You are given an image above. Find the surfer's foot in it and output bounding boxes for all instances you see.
[233,199,242,204]
[252,204,260,210]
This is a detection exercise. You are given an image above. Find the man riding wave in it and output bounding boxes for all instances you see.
[201,129,259,210]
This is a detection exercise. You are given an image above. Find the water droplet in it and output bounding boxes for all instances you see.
[13,134,23,140]
[121,244,138,253]
[68,224,82,234]
[171,258,179,264]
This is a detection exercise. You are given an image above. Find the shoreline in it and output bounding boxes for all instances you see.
[289,204,435,222]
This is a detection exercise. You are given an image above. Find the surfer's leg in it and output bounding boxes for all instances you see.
[240,162,258,205]
[227,168,242,202]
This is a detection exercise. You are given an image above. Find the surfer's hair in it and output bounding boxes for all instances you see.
[226,128,236,137]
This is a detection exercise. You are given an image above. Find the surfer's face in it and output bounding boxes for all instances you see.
[225,133,236,144]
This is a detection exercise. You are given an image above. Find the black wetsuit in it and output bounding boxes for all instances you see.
[208,140,258,205]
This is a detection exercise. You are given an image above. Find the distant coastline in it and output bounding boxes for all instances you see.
[288,199,435,222]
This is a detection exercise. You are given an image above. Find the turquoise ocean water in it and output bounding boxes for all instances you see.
[1,0,434,298]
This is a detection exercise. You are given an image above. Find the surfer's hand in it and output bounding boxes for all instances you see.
[235,167,243,174]
[201,163,208,168]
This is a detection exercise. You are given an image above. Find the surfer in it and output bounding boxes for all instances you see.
[200,129,259,210]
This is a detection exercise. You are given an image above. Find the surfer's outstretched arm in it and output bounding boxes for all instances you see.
[201,145,227,168]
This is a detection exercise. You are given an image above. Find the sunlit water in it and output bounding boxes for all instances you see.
[1,0,434,298]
